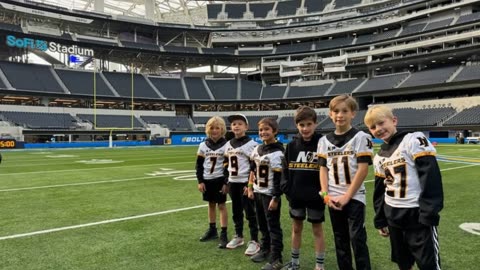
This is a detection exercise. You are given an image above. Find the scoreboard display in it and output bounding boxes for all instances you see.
[0,139,17,149]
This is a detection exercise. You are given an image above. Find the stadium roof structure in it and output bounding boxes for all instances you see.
[28,0,222,25]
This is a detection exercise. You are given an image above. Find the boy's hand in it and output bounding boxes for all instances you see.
[378,227,389,237]
[335,195,351,209]
[247,188,254,199]
[268,199,278,211]
[328,196,342,210]
[243,186,249,196]
[198,183,206,193]
[221,184,229,195]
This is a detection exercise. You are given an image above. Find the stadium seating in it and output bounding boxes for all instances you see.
[103,72,161,99]
[451,65,480,82]
[240,80,263,100]
[184,77,212,100]
[163,46,199,54]
[288,84,331,98]
[356,73,408,92]
[261,86,287,99]
[206,80,238,100]
[147,77,186,100]
[0,62,65,93]
[398,23,426,37]
[225,3,246,19]
[399,66,458,88]
[275,0,301,17]
[202,47,235,55]
[140,115,191,131]
[78,114,144,128]
[304,0,330,13]
[443,105,480,126]
[393,107,456,127]
[276,42,313,54]
[55,69,116,97]
[455,12,480,25]
[250,3,275,18]
[207,4,223,19]
[334,0,362,9]
[423,18,454,31]
[315,36,354,51]
[0,111,77,129]
[327,79,364,96]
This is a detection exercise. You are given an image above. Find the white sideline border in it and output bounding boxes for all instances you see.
[0,164,477,241]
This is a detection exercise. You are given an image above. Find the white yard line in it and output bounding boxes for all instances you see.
[0,204,214,241]
[0,161,194,176]
[0,163,477,241]
[0,175,162,192]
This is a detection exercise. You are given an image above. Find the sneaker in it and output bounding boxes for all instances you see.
[251,249,270,263]
[218,232,228,249]
[262,259,283,270]
[244,240,261,256]
[199,228,218,242]
[226,236,244,249]
[281,261,300,270]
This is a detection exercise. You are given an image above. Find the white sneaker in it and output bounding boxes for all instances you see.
[244,240,260,256]
[226,236,244,249]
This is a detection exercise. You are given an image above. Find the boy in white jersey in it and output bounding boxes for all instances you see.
[224,113,260,256]
[364,105,443,270]
[247,117,285,270]
[195,116,229,248]
[318,95,372,270]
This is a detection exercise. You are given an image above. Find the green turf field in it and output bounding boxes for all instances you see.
[0,144,478,270]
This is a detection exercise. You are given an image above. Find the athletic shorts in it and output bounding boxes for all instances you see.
[202,177,227,204]
[288,198,325,223]
[389,225,441,270]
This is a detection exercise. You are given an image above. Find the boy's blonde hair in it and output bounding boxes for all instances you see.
[364,105,395,127]
[329,94,358,112]
[205,116,226,137]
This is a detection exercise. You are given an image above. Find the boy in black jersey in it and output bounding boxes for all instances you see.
[364,105,443,270]
[281,106,326,270]
[195,116,229,248]
[318,95,372,270]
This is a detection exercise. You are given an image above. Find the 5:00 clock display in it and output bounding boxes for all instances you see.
[0,139,16,148]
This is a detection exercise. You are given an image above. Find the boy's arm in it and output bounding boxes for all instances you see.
[344,162,369,201]
[415,155,444,226]
[195,155,205,184]
[373,173,388,229]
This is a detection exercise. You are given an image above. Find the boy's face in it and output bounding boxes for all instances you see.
[258,123,276,144]
[209,124,222,141]
[329,102,355,130]
[230,120,248,138]
[296,119,317,141]
[367,116,398,143]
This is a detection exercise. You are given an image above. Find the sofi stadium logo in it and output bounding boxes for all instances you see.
[6,35,94,57]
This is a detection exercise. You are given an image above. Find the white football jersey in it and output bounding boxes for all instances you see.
[374,132,437,208]
[250,145,284,195]
[225,139,258,183]
[317,129,373,204]
[197,141,227,180]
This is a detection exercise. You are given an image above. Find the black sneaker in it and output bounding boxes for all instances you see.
[251,249,270,263]
[199,228,218,242]
[262,259,283,270]
[218,231,228,249]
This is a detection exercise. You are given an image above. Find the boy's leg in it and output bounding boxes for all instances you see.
[306,201,326,270]
[218,198,228,248]
[389,226,415,270]
[199,181,219,242]
[243,185,259,243]
[329,207,352,269]
[228,182,244,238]
[407,226,441,270]
[266,196,283,263]
[346,200,371,270]
[251,193,270,261]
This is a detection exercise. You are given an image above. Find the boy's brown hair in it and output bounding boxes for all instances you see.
[258,117,279,133]
[329,94,359,112]
[294,106,317,124]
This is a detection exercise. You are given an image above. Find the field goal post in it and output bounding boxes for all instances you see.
[93,62,136,148]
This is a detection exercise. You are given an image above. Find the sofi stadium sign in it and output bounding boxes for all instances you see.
[6,35,94,57]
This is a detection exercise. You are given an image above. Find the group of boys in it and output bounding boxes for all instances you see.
[196,94,443,270]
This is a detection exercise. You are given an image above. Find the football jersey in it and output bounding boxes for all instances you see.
[196,138,227,180]
[250,143,284,195]
[373,131,437,208]
[225,136,258,183]
[317,128,373,204]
